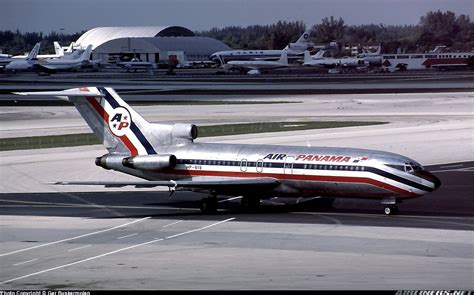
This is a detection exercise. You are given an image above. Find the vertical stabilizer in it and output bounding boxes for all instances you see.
[53,42,64,56]
[295,29,311,44]
[78,45,93,61]
[14,87,158,156]
[26,43,41,60]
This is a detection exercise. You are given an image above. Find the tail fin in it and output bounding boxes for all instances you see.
[295,29,311,44]
[14,87,157,156]
[66,42,75,53]
[26,42,41,60]
[278,51,288,65]
[374,44,381,55]
[53,42,64,56]
[78,45,92,61]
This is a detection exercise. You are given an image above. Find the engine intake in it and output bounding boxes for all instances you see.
[171,123,198,141]
[122,154,177,171]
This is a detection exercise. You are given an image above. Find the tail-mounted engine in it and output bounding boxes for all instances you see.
[95,154,177,171]
[122,154,177,170]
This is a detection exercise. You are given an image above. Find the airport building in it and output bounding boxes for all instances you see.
[75,26,230,65]
[382,52,474,71]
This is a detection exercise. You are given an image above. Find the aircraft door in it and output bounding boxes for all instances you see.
[284,156,294,174]
[240,159,248,172]
[256,159,264,173]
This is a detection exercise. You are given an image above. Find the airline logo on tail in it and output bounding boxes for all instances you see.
[80,87,156,156]
[108,107,131,136]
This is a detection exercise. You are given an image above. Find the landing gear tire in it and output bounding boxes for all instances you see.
[200,197,218,214]
[240,196,260,212]
[384,205,398,215]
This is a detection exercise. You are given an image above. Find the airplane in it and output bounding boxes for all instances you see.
[14,87,441,215]
[34,45,94,72]
[11,42,65,59]
[4,42,41,72]
[210,29,313,64]
[117,57,156,73]
[225,51,289,74]
[356,45,382,65]
[302,50,368,69]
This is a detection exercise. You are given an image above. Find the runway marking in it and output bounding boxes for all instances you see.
[116,233,139,240]
[163,218,235,240]
[162,220,183,228]
[13,259,38,266]
[218,197,242,204]
[0,198,198,211]
[0,217,150,257]
[67,245,91,252]
[0,217,235,285]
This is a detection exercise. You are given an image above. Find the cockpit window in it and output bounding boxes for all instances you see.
[404,162,424,173]
[385,163,423,173]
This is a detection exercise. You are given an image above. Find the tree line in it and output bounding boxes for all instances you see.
[0,10,472,56]
[200,10,473,53]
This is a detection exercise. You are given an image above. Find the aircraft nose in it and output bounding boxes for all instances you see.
[425,171,441,190]
[432,173,441,189]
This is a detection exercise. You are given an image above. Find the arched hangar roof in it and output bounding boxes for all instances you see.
[76,26,194,49]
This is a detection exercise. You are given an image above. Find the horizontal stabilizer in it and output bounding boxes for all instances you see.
[13,90,104,97]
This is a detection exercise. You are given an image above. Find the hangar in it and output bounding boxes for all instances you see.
[75,26,230,65]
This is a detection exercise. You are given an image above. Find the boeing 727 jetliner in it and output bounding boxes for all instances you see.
[15,87,441,215]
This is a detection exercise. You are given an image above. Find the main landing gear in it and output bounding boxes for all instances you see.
[200,192,218,214]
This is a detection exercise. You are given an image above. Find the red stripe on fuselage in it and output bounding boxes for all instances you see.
[86,96,138,156]
[163,168,420,197]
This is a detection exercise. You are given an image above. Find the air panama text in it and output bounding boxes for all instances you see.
[263,153,367,163]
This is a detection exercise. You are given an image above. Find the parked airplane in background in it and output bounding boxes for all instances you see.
[4,42,41,72]
[225,51,289,74]
[302,50,368,69]
[357,45,382,65]
[12,42,65,59]
[117,57,155,73]
[15,87,441,215]
[34,45,95,72]
[210,30,313,64]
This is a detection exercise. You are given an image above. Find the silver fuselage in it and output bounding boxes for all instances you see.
[112,142,440,200]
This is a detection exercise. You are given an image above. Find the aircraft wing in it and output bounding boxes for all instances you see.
[52,177,280,190]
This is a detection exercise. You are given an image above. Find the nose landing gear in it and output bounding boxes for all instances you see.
[384,205,399,215]
[382,198,399,215]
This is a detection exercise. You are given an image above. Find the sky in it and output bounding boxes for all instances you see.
[1,0,473,34]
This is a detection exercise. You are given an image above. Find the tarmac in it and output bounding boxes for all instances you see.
[0,73,473,290]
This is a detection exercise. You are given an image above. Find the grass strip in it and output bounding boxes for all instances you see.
[0,121,386,151]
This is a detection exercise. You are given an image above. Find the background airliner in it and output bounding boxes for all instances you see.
[210,29,313,64]
[15,87,441,215]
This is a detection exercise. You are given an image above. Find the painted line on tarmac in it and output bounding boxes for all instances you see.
[162,220,183,228]
[0,217,235,285]
[0,217,151,257]
[67,245,91,252]
[13,258,38,267]
[116,233,139,240]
